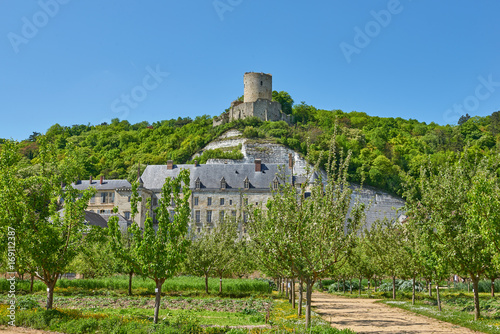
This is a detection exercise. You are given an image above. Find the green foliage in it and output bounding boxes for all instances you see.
[5,108,500,196]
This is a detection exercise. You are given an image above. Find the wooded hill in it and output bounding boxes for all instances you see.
[3,99,499,196]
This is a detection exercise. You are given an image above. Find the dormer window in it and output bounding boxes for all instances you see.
[273,177,279,190]
[195,177,201,190]
[244,177,250,190]
[220,177,226,190]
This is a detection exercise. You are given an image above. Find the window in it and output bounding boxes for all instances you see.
[260,81,263,86]
[207,197,212,206]
[255,202,259,206]
[195,210,200,223]
[169,210,175,221]
[220,198,224,206]
[229,199,232,205]
[243,211,248,223]
[197,227,201,233]
[273,177,279,190]
[153,197,158,206]
[244,177,249,190]
[195,177,201,190]
[101,192,107,204]
[207,210,212,223]
[124,212,131,220]
[244,198,248,206]
[221,177,226,190]
[219,210,225,222]
[110,192,115,203]
[194,197,199,206]
[231,210,237,217]
[89,196,95,204]
[171,197,175,207]
[127,196,131,202]
[99,209,105,214]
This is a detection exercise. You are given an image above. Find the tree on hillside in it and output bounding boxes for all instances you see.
[272,91,294,115]
[108,169,192,324]
[0,139,96,309]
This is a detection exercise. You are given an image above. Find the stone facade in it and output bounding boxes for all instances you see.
[213,72,293,127]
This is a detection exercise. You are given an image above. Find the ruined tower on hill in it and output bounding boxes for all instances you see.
[213,72,293,127]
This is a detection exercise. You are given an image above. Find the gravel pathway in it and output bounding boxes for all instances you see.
[312,292,484,334]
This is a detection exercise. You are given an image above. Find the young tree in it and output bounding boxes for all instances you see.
[109,169,191,324]
[0,140,95,309]
[184,219,238,294]
[404,151,496,320]
[247,140,366,328]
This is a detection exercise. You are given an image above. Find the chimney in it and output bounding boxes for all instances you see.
[167,160,173,170]
[90,176,93,184]
[194,160,198,167]
[288,153,293,168]
[100,176,104,185]
[255,159,262,172]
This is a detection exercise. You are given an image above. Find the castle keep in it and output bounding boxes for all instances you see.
[213,72,293,126]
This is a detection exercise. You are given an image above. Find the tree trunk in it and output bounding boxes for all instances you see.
[291,278,296,309]
[359,277,362,296]
[471,275,480,320]
[219,275,222,294]
[45,279,57,309]
[298,279,303,317]
[128,271,133,296]
[305,278,313,328]
[428,282,432,297]
[342,279,346,294]
[491,278,495,297]
[468,279,470,293]
[154,280,163,324]
[392,276,396,300]
[436,283,441,312]
[30,275,34,293]
[285,278,289,300]
[374,276,377,292]
[412,276,416,305]
[349,279,353,294]
[205,272,209,294]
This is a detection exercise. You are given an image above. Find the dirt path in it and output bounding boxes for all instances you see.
[312,292,483,334]
[0,327,60,334]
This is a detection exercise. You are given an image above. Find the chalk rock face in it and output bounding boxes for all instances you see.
[194,129,405,227]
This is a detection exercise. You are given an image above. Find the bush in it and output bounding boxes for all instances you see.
[328,280,360,292]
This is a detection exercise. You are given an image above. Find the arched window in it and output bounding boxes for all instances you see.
[195,177,201,190]
[273,177,279,190]
[220,177,226,190]
[244,177,250,190]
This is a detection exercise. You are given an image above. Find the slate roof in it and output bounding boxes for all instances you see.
[141,164,292,191]
[84,211,108,228]
[71,180,131,191]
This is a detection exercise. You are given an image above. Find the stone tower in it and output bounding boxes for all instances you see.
[244,72,273,103]
[213,72,293,127]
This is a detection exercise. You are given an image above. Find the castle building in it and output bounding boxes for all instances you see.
[137,159,292,232]
[213,73,293,127]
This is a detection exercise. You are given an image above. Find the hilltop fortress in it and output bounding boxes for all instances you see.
[213,72,293,127]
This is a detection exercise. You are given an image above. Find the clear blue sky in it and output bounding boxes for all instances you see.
[1,0,500,140]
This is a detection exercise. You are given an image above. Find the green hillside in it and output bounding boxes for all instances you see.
[2,101,499,196]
